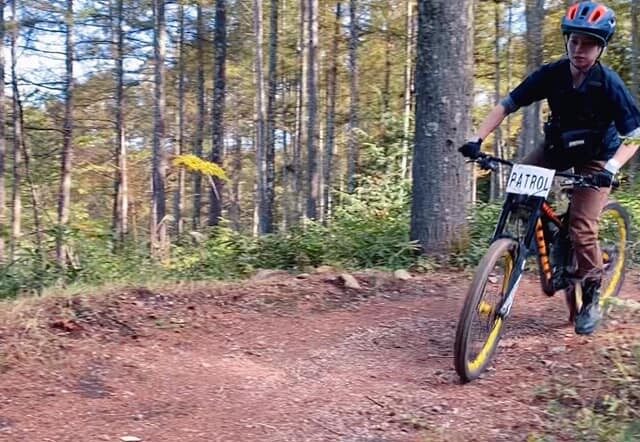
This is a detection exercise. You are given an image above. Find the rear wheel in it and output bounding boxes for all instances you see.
[454,238,518,383]
[598,201,629,308]
[564,201,630,322]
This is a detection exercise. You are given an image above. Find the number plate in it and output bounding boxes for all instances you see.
[505,164,555,197]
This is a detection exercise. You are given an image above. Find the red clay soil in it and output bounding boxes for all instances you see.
[0,270,638,442]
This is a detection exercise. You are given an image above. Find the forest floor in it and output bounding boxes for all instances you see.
[0,268,639,442]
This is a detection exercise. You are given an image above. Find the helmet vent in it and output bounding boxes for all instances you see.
[580,6,590,17]
[589,5,608,23]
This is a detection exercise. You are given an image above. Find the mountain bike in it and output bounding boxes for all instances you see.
[453,154,630,383]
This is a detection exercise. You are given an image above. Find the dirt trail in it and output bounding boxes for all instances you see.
[0,270,638,442]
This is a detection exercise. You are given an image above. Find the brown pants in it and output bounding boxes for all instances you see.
[523,147,610,281]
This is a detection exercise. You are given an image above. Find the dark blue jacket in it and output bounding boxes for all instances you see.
[502,58,640,160]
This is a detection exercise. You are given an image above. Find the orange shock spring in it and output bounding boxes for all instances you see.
[536,218,552,279]
[541,202,562,226]
[537,202,561,280]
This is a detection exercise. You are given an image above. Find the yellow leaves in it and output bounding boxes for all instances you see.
[172,154,229,181]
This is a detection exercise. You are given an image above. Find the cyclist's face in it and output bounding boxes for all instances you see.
[567,33,602,70]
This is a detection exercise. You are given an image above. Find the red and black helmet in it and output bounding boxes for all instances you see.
[561,1,616,45]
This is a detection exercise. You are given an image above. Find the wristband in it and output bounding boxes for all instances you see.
[604,158,621,174]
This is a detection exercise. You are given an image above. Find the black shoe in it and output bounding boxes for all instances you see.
[575,280,602,335]
[575,302,602,335]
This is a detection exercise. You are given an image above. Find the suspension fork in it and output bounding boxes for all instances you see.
[498,250,527,318]
[496,197,546,318]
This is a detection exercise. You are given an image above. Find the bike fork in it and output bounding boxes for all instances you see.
[498,252,527,318]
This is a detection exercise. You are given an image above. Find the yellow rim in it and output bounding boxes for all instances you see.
[468,317,503,372]
[600,209,626,303]
[467,252,512,373]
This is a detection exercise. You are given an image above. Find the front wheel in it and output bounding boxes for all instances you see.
[454,238,518,383]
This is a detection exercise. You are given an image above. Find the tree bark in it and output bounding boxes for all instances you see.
[209,0,227,227]
[174,3,186,236]
[323,2,341,223]
[152,0,168,257]
[410,0,474,255]
[382,0,392,116]
[0,0,6,263]
[254,0,268,234]
[292,0,307,226]
[347,0,359,193]
[193,3,206,230]
[56,0,74,268]
[264,0,279,232]
[520,0,544,158]
[229,128,242,231]
[401,0,414,180]
[112,0,128,245]
[305,0,319,220]
[631,0,639,100]
[491,0,503,200]
[9,0,19,262]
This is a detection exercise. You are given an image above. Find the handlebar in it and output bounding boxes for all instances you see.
[472,153,620,189]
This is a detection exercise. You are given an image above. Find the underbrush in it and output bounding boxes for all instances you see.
[0,185,638,299]
[528,331,640,442]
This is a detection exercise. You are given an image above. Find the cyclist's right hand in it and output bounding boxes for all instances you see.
[458,138,483,159]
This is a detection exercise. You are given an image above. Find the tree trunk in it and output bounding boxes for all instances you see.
[152,0,168,257]
[323,2,341,223]
[502,0,513,164]
[629,0,640,177]
[292,0,307,226]
[410,0,474,255]
[229,128,242,231]
[491,0,503,201]
[401,0,414,180]
[631,0,639,100]
[305,0,319,220]
[280,0,292,230]
[174,3,186,236]
[56,0,74,268]
[347,0,359,193]
[264,0,279,233]
[193,3,206,230]
[209,0,227,227]
[254,0,268,234]
[112,0,128,245]
[382,0,392,116]
[0,0,6,263]
[520,0,544,158]
[20,98,45,280]
[9,0,19,263]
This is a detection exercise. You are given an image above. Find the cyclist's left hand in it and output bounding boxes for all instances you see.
[591,170,614,187]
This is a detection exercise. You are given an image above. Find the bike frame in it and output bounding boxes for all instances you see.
[490,193,566,317]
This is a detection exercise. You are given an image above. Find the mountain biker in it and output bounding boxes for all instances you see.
[458,1,640,335]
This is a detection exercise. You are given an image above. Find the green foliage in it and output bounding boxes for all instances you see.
[533,342,640,442]
[172,160,416,278]
[173,154,229,181]
[449,202,502,268]
[610,186,640,264]
[66,235,162,286]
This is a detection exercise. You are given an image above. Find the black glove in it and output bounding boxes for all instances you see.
[458,138,483,159]
[591,169,614,187]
